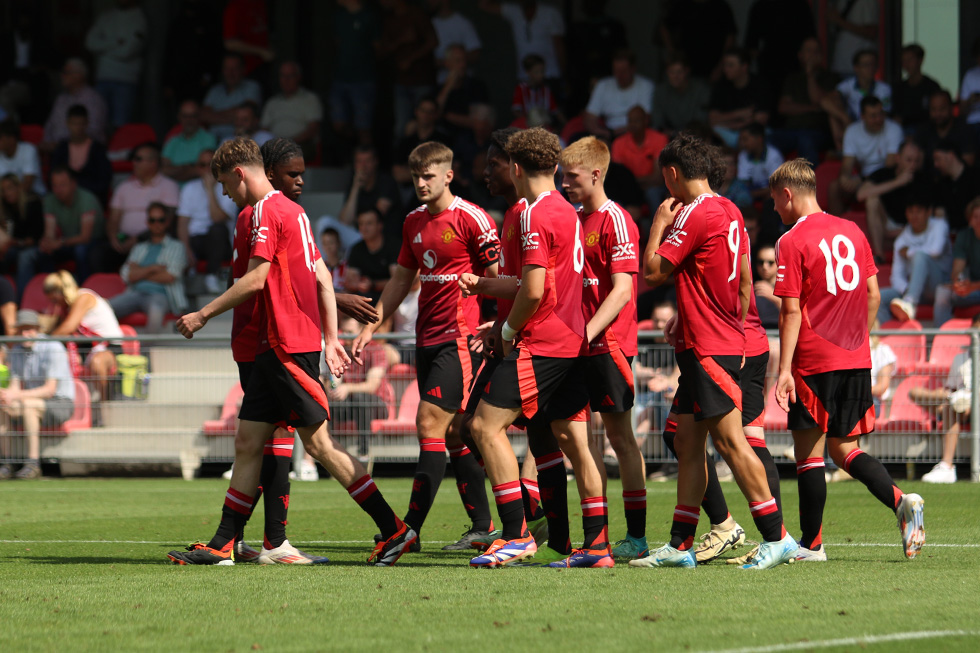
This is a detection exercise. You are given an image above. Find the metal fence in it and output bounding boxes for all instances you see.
[0,328,976,481]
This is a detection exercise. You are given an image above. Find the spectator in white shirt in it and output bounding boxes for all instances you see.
[480,0,565,82]
[0,119,44,196]
[835,49,892,121]
[176,149,235,293]
[879,192,953,324]
[84,0,146,127]
[584,49,655,139]
[261,62,323,160]
[829,96,902,215]
[428,0,481,82]
[736,122,784,201]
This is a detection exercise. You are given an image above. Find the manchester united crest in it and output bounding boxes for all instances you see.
[442,228,456,243]
[586,231,600,247]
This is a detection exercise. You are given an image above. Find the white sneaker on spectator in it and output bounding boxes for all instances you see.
[204,274,223,294]
[298,460,319,481]
[221,465,233,480]
[889,297,915,322]
[922,462,956,483]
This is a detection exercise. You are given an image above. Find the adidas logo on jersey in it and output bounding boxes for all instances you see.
[413,233,422,244]
[427,387,443,399]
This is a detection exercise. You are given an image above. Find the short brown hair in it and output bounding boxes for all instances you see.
[408,141,453,175]
[211,137,263,178]
[561,136,610,182]
[505,127,560,174]
[965,196,980,222]
[768,158,816,194]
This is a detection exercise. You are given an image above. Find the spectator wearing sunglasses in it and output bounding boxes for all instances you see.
[752,243,780,328]
[108,201,187,332]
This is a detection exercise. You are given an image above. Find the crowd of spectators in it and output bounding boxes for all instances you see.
[0,0,977,337]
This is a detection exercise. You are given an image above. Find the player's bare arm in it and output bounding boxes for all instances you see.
[336,293,379,325]
[866,274,880,333]
[177,257,270,338]
[350,264,416,364]
[739,252,752,323]
[315,258,351,378]
[499,265,545,355]
[458,273,519,300]
[643,198,682,286]
[585,271,632,343]
[775,296,802,412]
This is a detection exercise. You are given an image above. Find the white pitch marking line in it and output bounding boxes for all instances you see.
[700,629,980,653]
[0,540,977,548]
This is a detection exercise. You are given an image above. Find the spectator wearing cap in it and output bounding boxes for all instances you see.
[934,198,980,326]
[42,57,107,149]
[0,309,75,480]
[879,191,952,324]
[933,140,980,232]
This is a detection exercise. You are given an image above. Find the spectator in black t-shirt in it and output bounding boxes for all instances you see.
[934,140,980,232]
[916,90,977,174]
[893,44,942,131]
[0,173,43,297]
[659,0,736,82]
[338,145,403,248]
[436,44,489,141]
[857,139,930,260]
[50,105,112,205]
[707,48,771,147]
[344,209,399,303]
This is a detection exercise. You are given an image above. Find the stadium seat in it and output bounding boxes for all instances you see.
[913,318,971,377]
[107,123,157,172]
[119,311,180,329]
[876,263,891,285]
[561,114,588,144]
[762,382,787,432]
[880,319,922,330]
[880,330,926,376]
[21,274,51,312]
[878,376,933,433]
[841,210,868,236]
[119,324,140,356]
[38,379,91,435]
[953,304,980,320]
[814,160,842,209]
[370,382,420,435]
[82,272,127,300]
[202,383,244,436]
[19,124,44,145]
[637,319,653,331]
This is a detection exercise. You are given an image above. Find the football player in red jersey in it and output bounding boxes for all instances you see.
[635,132,796,570]
[351,141,501,551]
[461,128,610,568]
[560,136,649,561]
[770,158,925,560]
[168,138,413,567]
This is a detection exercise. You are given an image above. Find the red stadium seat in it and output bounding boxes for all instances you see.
[119,324,140,356]
[763,382,787,432]
[203,383,244,436]
[878,376,933,432]
[637,319,654,331]
[953,304,980,320]
[880,331,926,376]
[370,383,420,435]
[118,311,180,328]
[19,124,44,145]
[82,272,127,300]
[21,274,52,312]
[561,114,588,144]
[107,123,157,173]
[814,160,841,209]
[36,379,91,435]
[880,319,922,330]
[913,318,971,377]
[841,210,868,236]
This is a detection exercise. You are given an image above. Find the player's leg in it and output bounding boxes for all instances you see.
[793,427,829,561]
[602,411,650,559]
[441,412,495,550]
[526,419,570,560]
[518,445,548,542]
[404,399,456,534]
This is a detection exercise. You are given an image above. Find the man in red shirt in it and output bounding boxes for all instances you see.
[560,136,648,562]
[168,137,412,566]
[460,128,607,569]
[771,158,925,561]
[352,141,500,551]
[611,106,669,210]
[635,132,796,570]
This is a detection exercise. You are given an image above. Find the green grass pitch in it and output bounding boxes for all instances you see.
[1,477,978,652]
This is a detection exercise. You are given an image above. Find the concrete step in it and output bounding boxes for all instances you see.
[45,427,204,459]
[148,347,237,374]
[145,373,239,405]
[100,402,219,429]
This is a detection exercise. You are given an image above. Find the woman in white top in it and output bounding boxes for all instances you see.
[869,320,897,418]
[43,270,122,400]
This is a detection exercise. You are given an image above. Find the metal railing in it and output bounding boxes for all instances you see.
[0,328,974,481]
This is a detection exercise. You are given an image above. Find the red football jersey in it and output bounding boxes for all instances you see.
[397,196,499,347]
[517,190,586,358]
[496,199,526,321]
[249,190,323,354]
[774,212,876,375]
[742,226,770,358]
[581,200,639,357]
[231,205,259,362]
[656,194,746,357]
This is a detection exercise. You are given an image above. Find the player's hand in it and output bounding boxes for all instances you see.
[176,311,206,339]
[487,320,503,358]
[458,273,482,297]
[501,336,515,358]
[350,329,373,366]
[775,370,796,412]
[652,197,684,228]
[664,314,678,347]
[470,321,493,355]
[324,338,351,378]
[337,293,379,324]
